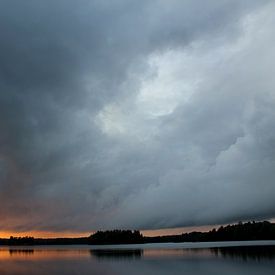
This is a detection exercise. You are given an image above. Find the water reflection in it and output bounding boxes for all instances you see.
[0,248,89,260]
[9,249,34,256]
[0,245,275,275]
[1,245,275,261]
[90,249,143,260]
[89,246,275,262]
[211,246,275,261]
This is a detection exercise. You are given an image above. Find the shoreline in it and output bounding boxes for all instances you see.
[1,240,275,250]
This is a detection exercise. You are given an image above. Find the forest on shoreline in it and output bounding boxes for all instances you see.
[1,221,275,246]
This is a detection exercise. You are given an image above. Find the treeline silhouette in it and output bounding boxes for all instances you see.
[145,221,275,243]
[0,236,88,246]
[88,230,143,245]
[0,221,275,245]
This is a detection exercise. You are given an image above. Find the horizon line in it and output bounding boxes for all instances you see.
[1,219,274,239]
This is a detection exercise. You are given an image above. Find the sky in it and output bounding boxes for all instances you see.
[1,0,275,237]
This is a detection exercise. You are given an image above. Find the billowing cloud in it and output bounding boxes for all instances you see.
[0,0,274,232]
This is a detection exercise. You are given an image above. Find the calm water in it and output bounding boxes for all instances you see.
[1,241,275,275]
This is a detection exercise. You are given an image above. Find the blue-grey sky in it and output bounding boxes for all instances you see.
[0,0,275,233]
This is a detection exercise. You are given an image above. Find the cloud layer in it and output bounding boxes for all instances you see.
[0,0,275,232]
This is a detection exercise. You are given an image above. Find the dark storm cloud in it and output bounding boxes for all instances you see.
[0,0,274,232]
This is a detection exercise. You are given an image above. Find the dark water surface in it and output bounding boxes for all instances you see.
[1,241,275,275]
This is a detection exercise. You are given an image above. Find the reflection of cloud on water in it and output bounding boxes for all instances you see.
[143,248,212,259]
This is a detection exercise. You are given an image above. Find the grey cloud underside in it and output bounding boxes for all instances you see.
[0,0,275,232]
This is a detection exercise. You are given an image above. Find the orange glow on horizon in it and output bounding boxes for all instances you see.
[0,226,212,239]
[0,231,92,239]
[1,219,274,239]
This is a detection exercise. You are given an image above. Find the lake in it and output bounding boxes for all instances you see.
[1,241,275,275]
